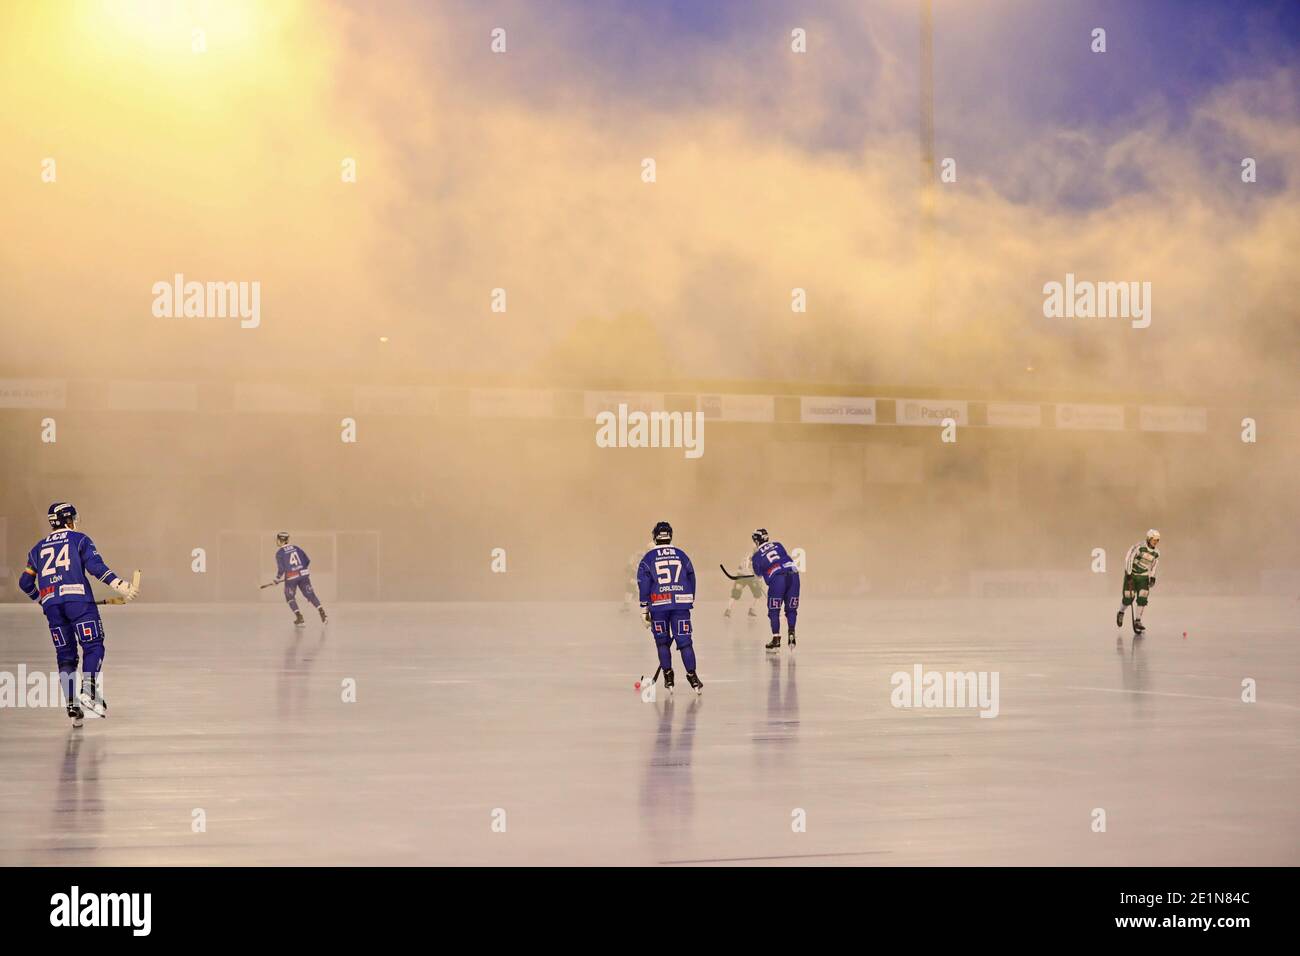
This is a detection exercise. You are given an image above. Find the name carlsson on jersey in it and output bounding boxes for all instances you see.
[643,547,694,606]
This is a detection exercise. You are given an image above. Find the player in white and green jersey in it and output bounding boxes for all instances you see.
[724,551,763,618]
[1117,530,1161,634]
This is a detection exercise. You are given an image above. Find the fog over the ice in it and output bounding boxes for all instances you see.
[1,0,1297,601]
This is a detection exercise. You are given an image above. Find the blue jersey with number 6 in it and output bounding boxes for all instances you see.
[751,540,797,581]
[637,546,696,612]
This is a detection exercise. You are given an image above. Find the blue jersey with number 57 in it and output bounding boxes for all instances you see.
[19,530,118,606]
[751,540,797,581]
[637,546,696,610]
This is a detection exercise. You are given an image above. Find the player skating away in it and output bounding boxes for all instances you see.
[17,503,138,725]
[637,521,703,695]
[273,532,327,627]
[1117,529,1160,634]
[751,528,800,651]
[724,551,763,618]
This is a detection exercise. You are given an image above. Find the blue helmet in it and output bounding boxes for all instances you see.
[652,521,673,545]
[47,502,78,530]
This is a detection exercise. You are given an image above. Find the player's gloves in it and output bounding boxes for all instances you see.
[641,606,651,627]
[1148,577,1156,588]
[110,576,138,602]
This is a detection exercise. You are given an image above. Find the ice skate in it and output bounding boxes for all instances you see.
[78,675,107,719]
[723,607,733,618]
[765,634,782,651]
[1116,608,1126,628]
[747,607,759,618]
[788,629,796,649]
[66,699,84,728]
[685,671,703,695]
[662,667,675,697]
[318,606,328,624]
[1133,617,1146,635]
[293,611,306,627]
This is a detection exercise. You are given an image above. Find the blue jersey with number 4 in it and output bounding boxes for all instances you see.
[751,541,797,581]
[276,544,312,579]
[637,546,696,610]
[19,530,118,606]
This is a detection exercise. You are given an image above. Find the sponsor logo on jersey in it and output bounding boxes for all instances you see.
[59,584,86,597]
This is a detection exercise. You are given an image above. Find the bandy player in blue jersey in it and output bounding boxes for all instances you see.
[273,532,328,626]
[751,528,800,651]
[17,502,138,725]
[637,521,703,695]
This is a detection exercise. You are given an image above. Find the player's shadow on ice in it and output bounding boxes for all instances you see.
[278,628,328,718]
[1115,634,1151,713]
[639,695,701,853]
[762,654,799,733]
[751,655,799,780]
[39,730,105,863]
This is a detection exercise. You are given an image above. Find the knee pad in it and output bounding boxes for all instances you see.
[1122,592,1135,605]
[1136,594,1149,607]
[673,618,693,650]
[651,619,671,644]
[74,619,104,646]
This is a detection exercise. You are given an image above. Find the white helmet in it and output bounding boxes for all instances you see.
[1146,529,1161,545]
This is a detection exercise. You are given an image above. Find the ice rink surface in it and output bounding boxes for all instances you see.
[1,598,1296,866]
